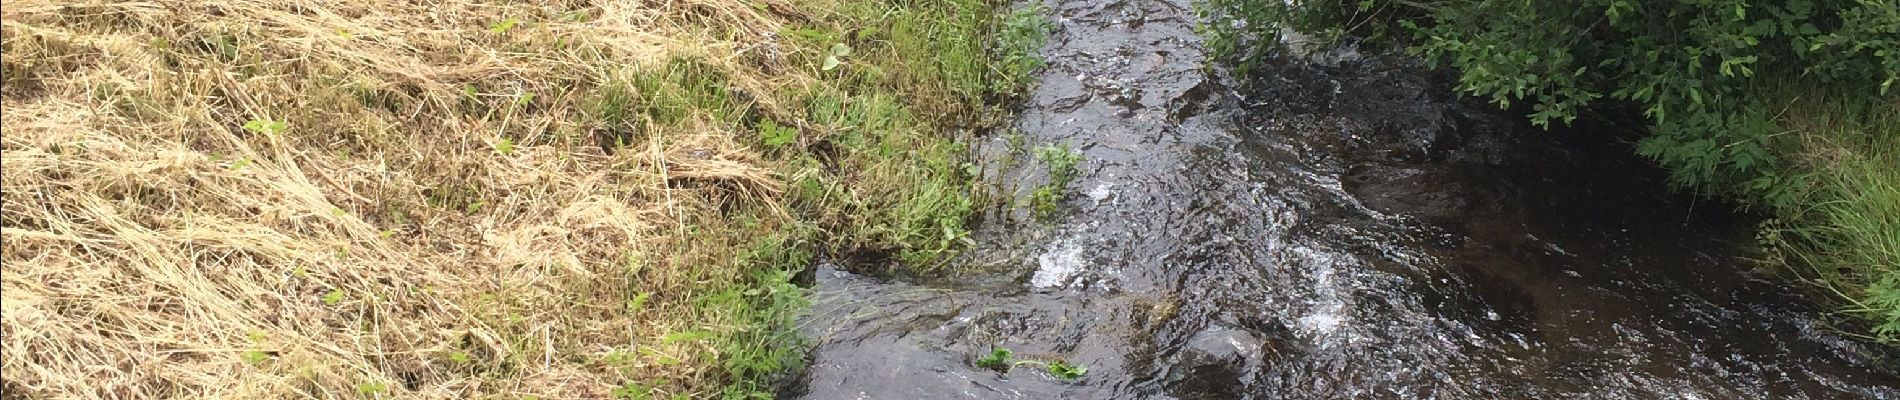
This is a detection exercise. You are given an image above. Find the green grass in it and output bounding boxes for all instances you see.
[776,0,1048,272]
[1028,142,1082,220]
[1757,89,1900,343]
[704,0,1048,394]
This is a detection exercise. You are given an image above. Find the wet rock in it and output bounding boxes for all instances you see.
[1184,328,1265,363]
[1166,328,1265,399]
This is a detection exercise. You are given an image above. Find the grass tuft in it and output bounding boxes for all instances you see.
[1756,90,1900,343]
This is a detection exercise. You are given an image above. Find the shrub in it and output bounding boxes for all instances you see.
[1201,0,1900,342]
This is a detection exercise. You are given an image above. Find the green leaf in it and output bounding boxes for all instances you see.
[243,119,287,136]
[241,350,271,365]
[323,289,345,305]
[488,18,520,34]
[822,55,842,71]
[1047,360,1088,380]
[830,43,852,57]
[356,382,388,394]
[975,347,1012,371]
[495,138,515,155]
[759,121,797,148]
[627,292,650,312]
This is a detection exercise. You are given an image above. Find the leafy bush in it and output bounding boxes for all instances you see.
[1201,0,1900,342]
[1204,0,1897,198]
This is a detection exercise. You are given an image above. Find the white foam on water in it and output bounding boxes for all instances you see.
[1032,239,1087,289]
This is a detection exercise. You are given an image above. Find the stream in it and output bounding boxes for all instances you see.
[782,0,1900,398]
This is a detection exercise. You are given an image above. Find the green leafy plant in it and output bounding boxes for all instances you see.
[993,4,1052,94]
[495,138,515,156]
[822,43,852,71]
[973,347,1087,381]
[1028,186,1062,219]
[242,118,286,136]
[612,381,654,400]
[1044,360,1088,380]
[240,329,271,365]
[757,120,798,149]
[488,18,520,34]
[1029,143,1083,220]
[322,289,345,306]
[240,349,270,365]
[975,347,1011,371]
[355,381,388,397]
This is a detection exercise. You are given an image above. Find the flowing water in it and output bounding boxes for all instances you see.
[782,0,1900,398]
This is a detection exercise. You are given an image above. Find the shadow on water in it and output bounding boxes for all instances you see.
[782,0,1900,398]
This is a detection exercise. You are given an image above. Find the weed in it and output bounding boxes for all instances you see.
[240,349,270,365]
[975,347,1012,371]
[354,381,388,397]
[494,137,515,155]
[993,4,1053,95]
[242,119,287,136]
[756,120,797,149]
[822,43,853,71]
[322,289,344,306]
[487,18,520,34]
[613,381,655,400]
[1029,142,1083,219]
[972,346,1088,382]
[1045,360,1088,380]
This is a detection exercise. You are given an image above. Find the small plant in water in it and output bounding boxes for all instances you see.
[975,347,1012,372]
[1044,360,1087,380]
[973,347,1087,382]
[1028,142,1082,220]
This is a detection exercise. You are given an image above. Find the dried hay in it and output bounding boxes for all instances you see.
[0,0,821,397]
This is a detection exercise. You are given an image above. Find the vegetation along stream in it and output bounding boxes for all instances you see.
[785,0,1899,398]
[2,0,1892,398]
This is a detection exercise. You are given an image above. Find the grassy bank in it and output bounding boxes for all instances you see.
[1200,0,1900,344]
[0,0,1041,398]
[1753,88,1900,342]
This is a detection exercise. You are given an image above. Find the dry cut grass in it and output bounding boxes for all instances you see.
[0,0,877,398]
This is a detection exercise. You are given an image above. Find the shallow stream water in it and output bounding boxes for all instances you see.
[782,0,1900,398]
